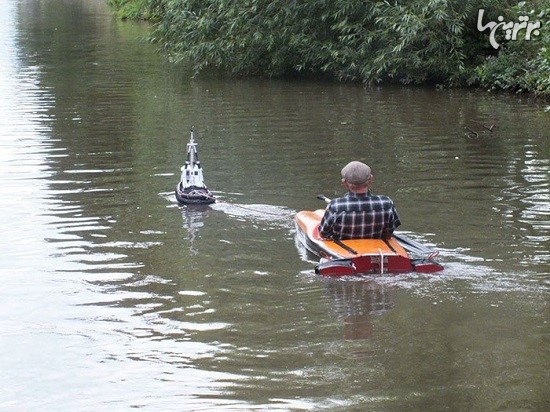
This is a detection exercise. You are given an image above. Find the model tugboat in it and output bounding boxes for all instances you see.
[175,128,216,205]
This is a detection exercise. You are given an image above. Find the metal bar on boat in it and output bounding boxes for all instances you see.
[392,232,437,257]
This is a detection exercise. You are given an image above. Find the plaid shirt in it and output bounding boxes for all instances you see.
[319,191,401,240]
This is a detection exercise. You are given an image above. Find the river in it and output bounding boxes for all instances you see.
[0,0,548,410]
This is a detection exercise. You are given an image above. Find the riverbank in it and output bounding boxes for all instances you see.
[108,0,548,102]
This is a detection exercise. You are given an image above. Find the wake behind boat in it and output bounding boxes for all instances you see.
[175,128,216,205]
[295,197,443,276]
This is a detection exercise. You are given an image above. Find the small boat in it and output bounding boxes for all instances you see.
[295,207,444,277]
[175,128,216,205]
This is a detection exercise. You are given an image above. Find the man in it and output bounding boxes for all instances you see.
[319,161,401,240]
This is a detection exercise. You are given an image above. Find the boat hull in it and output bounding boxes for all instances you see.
[295,210,443,276]
[175,182,215,205]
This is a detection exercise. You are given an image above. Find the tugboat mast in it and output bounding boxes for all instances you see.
[181,128,206,189]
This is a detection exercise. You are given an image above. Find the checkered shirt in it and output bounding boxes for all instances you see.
[319,191,401,240]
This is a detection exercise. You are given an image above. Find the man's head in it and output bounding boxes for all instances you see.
[341,161,373,192]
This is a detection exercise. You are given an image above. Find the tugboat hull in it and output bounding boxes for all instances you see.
[175,182,215,205]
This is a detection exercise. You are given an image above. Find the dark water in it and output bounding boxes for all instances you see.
[0,0,548,410]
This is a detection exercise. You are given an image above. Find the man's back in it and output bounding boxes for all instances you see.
[319,192,401,240]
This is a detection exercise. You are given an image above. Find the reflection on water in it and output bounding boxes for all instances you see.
[1,0,548,410]
[179,203,209,255]
[323,279,396,340]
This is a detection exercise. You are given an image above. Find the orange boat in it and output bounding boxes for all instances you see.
[295,209,444,277]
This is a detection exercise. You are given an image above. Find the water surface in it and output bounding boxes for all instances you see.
[0,0,548,410]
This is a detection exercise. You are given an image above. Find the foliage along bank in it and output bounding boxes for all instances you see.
[108,0,549,99]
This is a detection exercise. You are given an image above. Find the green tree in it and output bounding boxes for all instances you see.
[110,0,549,97]
[475,1,549,97]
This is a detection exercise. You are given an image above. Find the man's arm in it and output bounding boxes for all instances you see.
[384,203,401,238]
[319,207,334,239]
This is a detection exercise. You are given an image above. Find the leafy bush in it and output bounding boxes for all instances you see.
[475,2,549,97]
[107,0,164,21]
[110,0,549,97]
